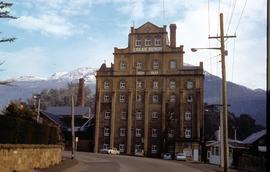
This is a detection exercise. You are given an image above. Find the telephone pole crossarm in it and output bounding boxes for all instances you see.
[208,35,236,39]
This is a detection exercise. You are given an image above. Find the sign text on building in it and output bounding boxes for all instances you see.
[133,47,162,52]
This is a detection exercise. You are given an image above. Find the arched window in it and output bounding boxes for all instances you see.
[169,80,176,89]
[152,60,159,70]
[120,61,127,70]
[120,80,126,89]
[104,80,110,89]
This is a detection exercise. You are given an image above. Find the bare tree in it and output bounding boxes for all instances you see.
[0,1,17,85]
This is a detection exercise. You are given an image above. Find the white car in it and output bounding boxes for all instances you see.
[163,153,172,160]
[135,149,144,157]
[108,147,120,155]
[175,153,186,161]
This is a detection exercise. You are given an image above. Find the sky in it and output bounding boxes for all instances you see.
[0,0,267,90]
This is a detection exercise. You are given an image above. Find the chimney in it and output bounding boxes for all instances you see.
[170,24,176,47]
[77,78,85,107]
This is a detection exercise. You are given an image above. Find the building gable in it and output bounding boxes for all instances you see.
[135,22,164,33]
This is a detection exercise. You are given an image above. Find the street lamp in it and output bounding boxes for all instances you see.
[191,39,229,171]
[191,47,220,52]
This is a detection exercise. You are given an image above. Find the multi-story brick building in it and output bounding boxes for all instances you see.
[94,22,204,159]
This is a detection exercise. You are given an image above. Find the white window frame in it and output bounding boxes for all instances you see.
[187,95,193,103]
[119,94,125,103]
[136,128,142,137]
[120,111,127,120]
[136,62,143,70]
[169,80,176,89]
[187,81,193,89]
[104,81,110,89]
[136,111,143,120]
[170,60,177,69]
[120,80,126,89]
[185,129,191,138]
[185,111,192,121]
[119,144,125,152]
[103,144,109,149]
[145,39,151,46]
[104,95,110,102]
[135,39,142,47]
[135,144,142,151]
[120,128,126,137]
[152,128,158,137]
[151,145,157,154]
[170,95,176,103]
[136,80,142,89]
[168,129,174,138]
[153,81,159,89]
[120,61,127,70]
[104,127,110,137]
[104,111,111,119]
[152,112,159,119]
[152,61,159,70]
[155,38,161,46]
[153,95,159,103]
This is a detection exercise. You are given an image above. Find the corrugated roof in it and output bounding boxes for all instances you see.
[242,130,266,144]
[45,106,92,117]
[41,111,68,129]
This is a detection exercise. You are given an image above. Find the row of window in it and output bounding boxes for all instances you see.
[103,94,193,104]
[104,111,192,121]
[119,60,177,71]
[104,80,193,90]
[103,128,192,138]
[104,128,184,138]
[135,38,161,47]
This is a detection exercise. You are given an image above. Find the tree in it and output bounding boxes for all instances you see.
[0,1,16,43]
[2,101,37,121]
[28,83,95,110]
[0,1,17,85]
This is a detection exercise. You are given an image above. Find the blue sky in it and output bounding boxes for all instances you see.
[0,0,267,90]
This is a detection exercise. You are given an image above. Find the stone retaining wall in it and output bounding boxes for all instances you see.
[0,144,63,172]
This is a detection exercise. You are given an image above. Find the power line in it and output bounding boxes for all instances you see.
[234,0,248,33]
[226,0,237,35]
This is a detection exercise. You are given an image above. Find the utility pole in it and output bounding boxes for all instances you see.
[71,96,75,159]
[209,13,236,172]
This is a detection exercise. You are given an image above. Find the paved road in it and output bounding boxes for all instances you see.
[63,151,202,172]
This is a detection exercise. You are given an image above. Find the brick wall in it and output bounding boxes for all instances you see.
[0,144,63,172]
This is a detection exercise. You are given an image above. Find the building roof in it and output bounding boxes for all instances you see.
[242,129,266,144]
[45,106,92,118]
[206,139,247,149]
[41,111,68,129]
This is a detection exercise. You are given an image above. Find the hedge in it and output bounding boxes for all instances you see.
[0,115,58,144]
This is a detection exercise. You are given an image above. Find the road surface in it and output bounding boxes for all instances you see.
[63,151,202,172]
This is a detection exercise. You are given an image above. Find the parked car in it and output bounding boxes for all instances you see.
[108,147,120,155]
[134,149,144,157]
[100,148,109,154]
[175,153,186,161]
[163,153,172,160]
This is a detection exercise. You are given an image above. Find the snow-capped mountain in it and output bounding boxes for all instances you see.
[0,66,266,126]
[48,67,96,81]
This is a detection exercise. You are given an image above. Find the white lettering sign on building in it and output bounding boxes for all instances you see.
[133,47,162,52]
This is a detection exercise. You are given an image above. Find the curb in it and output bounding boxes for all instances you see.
[39,158,79,172]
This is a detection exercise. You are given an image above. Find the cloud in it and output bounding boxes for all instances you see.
[10,14,75,37]
[172,0,266,89]
[0,47,50,79]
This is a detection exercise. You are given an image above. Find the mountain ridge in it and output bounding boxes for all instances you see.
[0,66,266,126]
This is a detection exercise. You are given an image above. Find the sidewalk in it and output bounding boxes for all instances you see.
[182,161,237,172]
[39,157,79,172]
